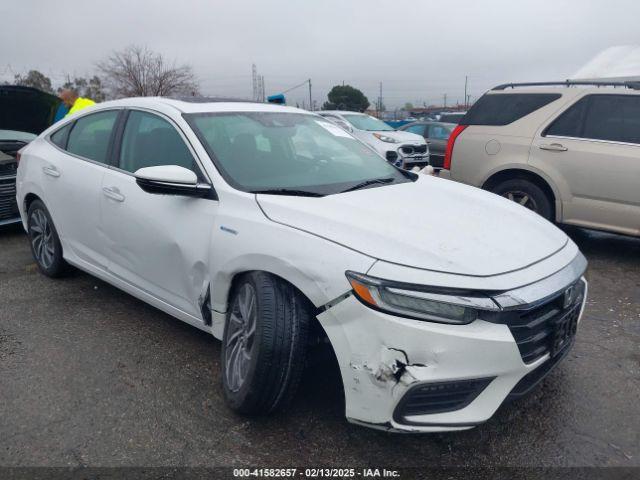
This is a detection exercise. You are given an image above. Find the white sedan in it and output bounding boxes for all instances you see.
[317,111,429,169]
[16,97,587,432]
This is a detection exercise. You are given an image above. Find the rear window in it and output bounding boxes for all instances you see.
[462,93,561,126]
[50,124,72,149]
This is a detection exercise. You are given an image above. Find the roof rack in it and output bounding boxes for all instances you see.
[492,80,640,91]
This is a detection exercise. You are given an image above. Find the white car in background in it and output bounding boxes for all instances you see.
[17,97,587,432]
[317,110,429,169]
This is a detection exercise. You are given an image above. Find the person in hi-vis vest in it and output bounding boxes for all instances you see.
[59,89,95,117]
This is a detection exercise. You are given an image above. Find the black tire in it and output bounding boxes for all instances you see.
[27,199,69,277]
[490,178,553,221]
[221,272,311,415]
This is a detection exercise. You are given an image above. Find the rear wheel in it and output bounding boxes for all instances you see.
[491,178,553,221]
[221,272,311,415]
[27,200,69,277]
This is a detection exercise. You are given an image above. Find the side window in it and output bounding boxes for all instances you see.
[464,93,561,126]
[545,97,589,138]
[66,111,119,163]
[582,95,640,144]
[50,123,72,149]
[119,110,197,174]
[404,124,426,135]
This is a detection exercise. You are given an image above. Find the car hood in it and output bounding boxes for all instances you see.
[257,175,568,277]
[370,130,425,144]
[0,86,61,136]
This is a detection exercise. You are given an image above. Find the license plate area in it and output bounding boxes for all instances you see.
[550,307,579,357]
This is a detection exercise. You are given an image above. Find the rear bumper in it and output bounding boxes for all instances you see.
[317,258,587,433]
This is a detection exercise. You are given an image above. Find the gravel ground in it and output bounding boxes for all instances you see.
[0,223,638,469]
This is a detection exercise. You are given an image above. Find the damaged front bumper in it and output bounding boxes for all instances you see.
[317,257,588,433]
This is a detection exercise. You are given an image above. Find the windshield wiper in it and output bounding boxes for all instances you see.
[340,177,395,193]
[250,188,325,197]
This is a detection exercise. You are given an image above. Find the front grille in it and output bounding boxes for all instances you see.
[0,161,17,176]
[393,377,494,422]
[0,177,18,221]
[506,337,574,400]
[400,144,427,155]
[503,281,584,364]
[403,160,429,168]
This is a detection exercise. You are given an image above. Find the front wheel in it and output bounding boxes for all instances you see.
[221,272,311,415]
[490,178,553,221]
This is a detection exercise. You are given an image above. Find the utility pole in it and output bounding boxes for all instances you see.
[308,78,312,111]
[252,64,258,102]
[443,94,447,108]
[464,76,468,108]
[379,81,383,113]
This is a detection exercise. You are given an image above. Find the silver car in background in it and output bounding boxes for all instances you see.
[440,81,640,237]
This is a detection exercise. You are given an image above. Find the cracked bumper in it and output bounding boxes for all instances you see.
[317,293,584,433]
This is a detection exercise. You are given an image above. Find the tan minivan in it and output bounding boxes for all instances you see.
[439,81,640,237]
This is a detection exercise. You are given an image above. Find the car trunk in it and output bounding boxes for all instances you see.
[0,86,61,223]
[0,85,61,135]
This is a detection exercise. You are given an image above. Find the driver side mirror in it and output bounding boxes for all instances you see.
[134,165,214,198]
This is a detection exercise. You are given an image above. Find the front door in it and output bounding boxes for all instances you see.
[100,109,218,318]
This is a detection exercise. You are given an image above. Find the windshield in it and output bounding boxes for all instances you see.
[341,114,394,131]
[185,112,410,195]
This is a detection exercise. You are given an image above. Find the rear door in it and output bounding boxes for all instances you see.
[43,109,121,270]
[530,94,640,235]
[100,108,218,318]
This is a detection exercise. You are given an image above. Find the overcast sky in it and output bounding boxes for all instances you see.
[1,0,639,109]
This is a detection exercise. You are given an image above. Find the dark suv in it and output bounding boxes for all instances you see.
[0,86,60,226]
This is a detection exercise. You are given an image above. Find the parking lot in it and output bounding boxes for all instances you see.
[0,223,638,468]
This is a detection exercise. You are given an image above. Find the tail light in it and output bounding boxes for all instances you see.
[443,125,467,170]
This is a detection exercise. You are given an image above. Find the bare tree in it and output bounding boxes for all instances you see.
[97,45,199,98]
[14,70,54,93]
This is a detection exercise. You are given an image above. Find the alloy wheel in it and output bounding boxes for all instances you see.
[224,284,257,392]
[502,190,539,212]
[29,209,55,269]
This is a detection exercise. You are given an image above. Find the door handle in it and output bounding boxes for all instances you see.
[539,143,568,152]
[42,165,60,177]
[102,186,125,202]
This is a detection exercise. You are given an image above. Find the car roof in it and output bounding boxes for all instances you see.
[317,110,367,116]
[401,121,456,127]
[90,97,311,115]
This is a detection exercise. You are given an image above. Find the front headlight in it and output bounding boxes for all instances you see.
[345,271,499,324]
[373,133,399,143]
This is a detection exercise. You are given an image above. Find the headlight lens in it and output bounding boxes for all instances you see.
[373,133,398,143]
[346,271,499,324]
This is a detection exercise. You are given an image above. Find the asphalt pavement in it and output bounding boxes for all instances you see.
[0,223,638,468]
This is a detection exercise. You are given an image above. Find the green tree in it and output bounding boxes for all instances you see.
[61,75,107,102]
[13,70,54,93]
[404,102,414,110]
[322,85,369,112]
